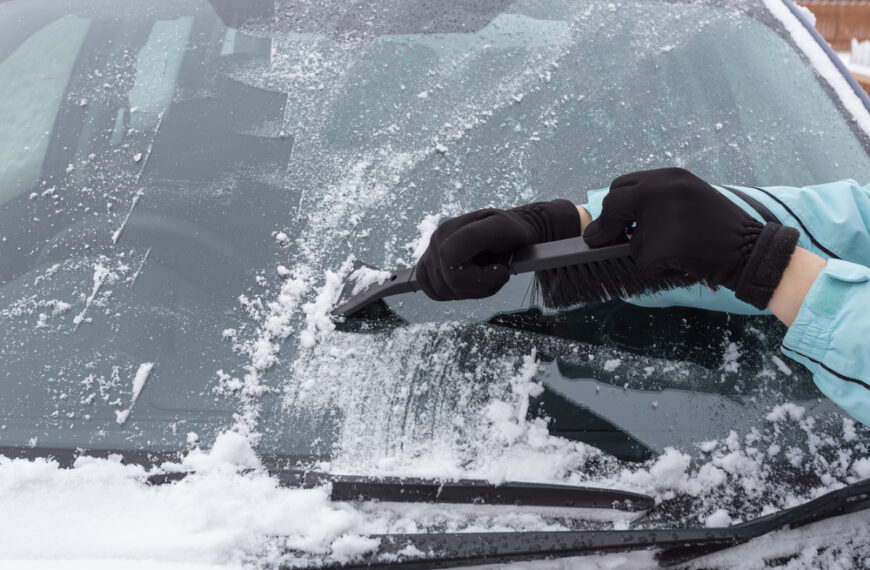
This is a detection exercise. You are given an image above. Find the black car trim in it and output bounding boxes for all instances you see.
[318,478,870,569]
[751,186,841,259]
[148,469,654,511]
[781,346,870,391]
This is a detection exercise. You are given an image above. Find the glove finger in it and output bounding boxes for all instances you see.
[415,255,451,301]
[632,242,687,281]
[444,264,510,299]
[583,180,643,247]
[430,209,494,243]
[583,206,637,247]
[440,214,533,267]
[628,226,645,261]
[610,172,641,190]
[627,226,660,278]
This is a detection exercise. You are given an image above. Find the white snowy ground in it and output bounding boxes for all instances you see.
[836,51,870,82]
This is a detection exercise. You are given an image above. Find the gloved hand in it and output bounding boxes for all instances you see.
[416,200,580,300]
[583,167,799,309]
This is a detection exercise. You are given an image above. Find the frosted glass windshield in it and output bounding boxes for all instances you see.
[1,0,868,466]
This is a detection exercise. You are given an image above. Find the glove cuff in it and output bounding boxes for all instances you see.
[511,199,581,243]
[734,223,800,310]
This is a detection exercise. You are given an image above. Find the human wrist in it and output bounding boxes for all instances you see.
[768,246,826,326]
[577,205,592,233]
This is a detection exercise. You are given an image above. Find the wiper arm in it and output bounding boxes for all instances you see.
[148,469,653,511]
[657,475,870,565]
[312,477,870,569]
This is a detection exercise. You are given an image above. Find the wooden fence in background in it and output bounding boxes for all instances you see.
[799,1,870,51]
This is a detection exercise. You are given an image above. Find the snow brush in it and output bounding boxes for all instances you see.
[333,235,698,319]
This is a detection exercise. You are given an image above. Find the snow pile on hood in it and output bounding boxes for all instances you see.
[3,418,870,570]
[0,432,381,569]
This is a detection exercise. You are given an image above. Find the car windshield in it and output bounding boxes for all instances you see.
[2,0,870,505]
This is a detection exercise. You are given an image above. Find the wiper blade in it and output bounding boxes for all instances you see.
[148,469,653,511]
[311,477,870,569]
[279,471,653,511]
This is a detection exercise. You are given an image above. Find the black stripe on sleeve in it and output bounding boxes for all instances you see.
[782,346,870,391]
[752,187,840,259]
[722,185,778,224]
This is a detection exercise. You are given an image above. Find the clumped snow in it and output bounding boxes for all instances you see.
[0,433,377,568]
[72,261,115,327]
[406,213,442,262]
[348,263,391,296]
[8,2,870,568]
[705,508,732,528]
[114,362,155,425]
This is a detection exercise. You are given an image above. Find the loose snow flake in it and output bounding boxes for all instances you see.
[73,263,112,328]
[112,190,144,245]
[771,355,793,375]
[114,362,155,425]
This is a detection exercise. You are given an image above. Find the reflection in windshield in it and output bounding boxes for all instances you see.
[1,0,869,523]
[0,15,89,202]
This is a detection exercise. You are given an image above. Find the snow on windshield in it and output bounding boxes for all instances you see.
[3,0,870,567]
[219,2,870,565]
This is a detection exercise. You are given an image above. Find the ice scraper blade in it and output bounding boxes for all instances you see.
[332,261,419,319]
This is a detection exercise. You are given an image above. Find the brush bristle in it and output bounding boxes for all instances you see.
[533,256,700,308]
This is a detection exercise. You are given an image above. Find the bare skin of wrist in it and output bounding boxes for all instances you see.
[767,246,826,327]
[577,205,593,233]
[576,205,823,327]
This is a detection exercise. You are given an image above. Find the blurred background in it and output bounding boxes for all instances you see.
[800,0,870,92]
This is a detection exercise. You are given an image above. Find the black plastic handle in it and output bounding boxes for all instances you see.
[509,236,630,274]
[333,236,631,317]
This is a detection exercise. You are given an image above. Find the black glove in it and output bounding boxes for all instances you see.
[583,167,799,309]
[416,200,581,301]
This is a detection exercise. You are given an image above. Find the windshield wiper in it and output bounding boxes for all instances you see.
[309,477,870,569]
[148,468,653,511]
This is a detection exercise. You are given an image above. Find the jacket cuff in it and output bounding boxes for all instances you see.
[547,198,583,240]
[735,223,799,310]
[782,259,870,361]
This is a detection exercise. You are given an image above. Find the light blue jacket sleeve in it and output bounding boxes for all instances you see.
[781,260,870,427]
[582,179,870,427]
